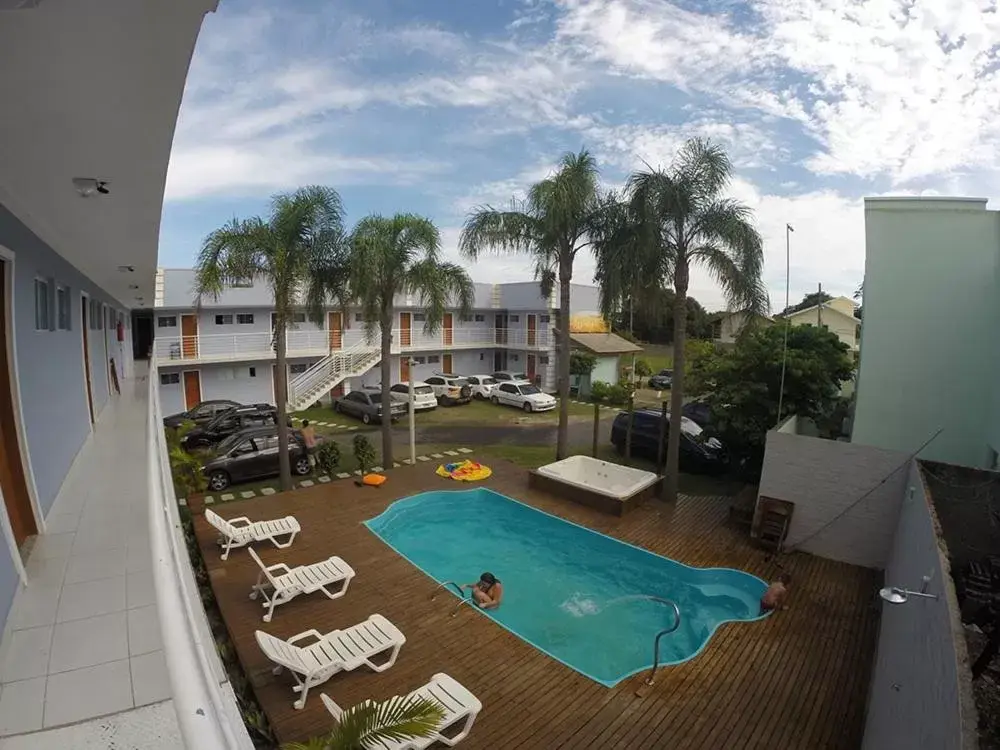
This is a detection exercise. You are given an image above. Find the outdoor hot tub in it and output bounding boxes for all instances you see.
[529,455,663,516]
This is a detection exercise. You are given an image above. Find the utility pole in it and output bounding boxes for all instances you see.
[817,282,823,328]
[776,224,793,428]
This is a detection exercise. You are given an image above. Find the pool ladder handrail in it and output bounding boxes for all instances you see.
[643,597,682,686]
[430,581,475,617]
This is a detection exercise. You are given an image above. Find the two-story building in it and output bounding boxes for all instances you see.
[151,269,603,413]
[780,296,861,355]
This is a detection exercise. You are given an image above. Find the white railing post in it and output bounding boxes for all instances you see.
[148,360,253,749]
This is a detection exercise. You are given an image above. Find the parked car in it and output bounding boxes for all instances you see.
[181,404,284,450]
[491,380,557,412]
[648,369,673,389]
[334,389,407,424]
[424,374,473,406]
[464,374,499,400]
[492,371,527,383]
[681,400,712,428]
[610,408,728,474]
[163,399,242,429]
[201,426,311,491]
[387,382,438,411]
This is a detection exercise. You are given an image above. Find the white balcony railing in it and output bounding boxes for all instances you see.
[153,327,553,365]
[148,359,254,749]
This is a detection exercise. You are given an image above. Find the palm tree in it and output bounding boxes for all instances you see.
[284,695,444,750]
[195,186,349,491]
[460,150,605,460]
[349,214,475,467]
[594,139,768,502]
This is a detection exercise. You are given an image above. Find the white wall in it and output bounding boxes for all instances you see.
[199,363,274,405]
[158,370,186,415]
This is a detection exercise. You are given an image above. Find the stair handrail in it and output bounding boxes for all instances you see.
[642,597,682,686]
[287,340,379,403]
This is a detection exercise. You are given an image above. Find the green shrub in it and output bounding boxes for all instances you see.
[634,359,653,377]
[606,383,629,406]
[589,380,611,402]
[165,421,206,499]
[314,440,341,475]
[570,351,598,376]
[352,434,377,475]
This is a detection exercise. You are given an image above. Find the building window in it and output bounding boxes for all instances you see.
[237,313,255,325]
[34,279,50,330]
[511,354,519,362]
[539,314,551,324]
[248,367,256,378]
[509,315,520,323]
[289,363,309,375]
[480,353,485,360]
[228,277,253,288]
[56,285,71,330]
[158,316,177,328]
[355,312,364,322]
[413,356,426,365]
[413,312,427,322]
[160,372,180,385]
[474,314,485,322]
[215,314,233,325]
[460,315,473,322]
[539,356,550,365]
[292,312,306,324]
[428,355,440,364]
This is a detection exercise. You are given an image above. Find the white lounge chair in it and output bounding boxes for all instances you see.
[256,614,406,709]
[204,508,300,560]
[248,547,355,622]
[320,672,481,749]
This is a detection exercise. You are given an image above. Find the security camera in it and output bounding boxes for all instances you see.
[72,177,111,197]
[96,181,110,195]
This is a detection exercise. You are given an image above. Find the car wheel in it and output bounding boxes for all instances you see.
[208,471,230,491]
[491,395,499,405]
[523,402,533,413]
[362,413,372,425]
[293,457,311,475]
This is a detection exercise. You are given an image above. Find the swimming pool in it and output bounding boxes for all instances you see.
[365,488,768,686]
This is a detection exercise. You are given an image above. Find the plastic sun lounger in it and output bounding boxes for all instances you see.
[320,672,482,749]
[255,614,406,709]
[248,547,355,622]
[204,508,300,560]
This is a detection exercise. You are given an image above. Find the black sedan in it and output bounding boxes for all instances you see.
[334,390,407,424]
[181,404,284,450]
[163,399,241,429]
[610,408,728,474]
[202,426,312,492]
[647,369,673,389]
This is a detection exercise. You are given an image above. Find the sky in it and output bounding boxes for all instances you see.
[159,0,1000,312]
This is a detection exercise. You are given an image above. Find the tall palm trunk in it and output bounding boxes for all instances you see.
[664,257,689,502]
[274,317,292,491]
[379,309,394,468]
[556,258,572,460]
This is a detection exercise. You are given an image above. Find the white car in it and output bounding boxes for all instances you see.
[491,380,557,412]
[424,374,473,405]
[388,382,438,411]
[492,371,527,383]
[464,374,498,400]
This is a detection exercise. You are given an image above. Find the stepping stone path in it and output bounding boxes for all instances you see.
[417,456,430,462]
[203,496,214,504]
[318,476,331,483]
[336,472,351,479]
[372,466,384,472]
[261,488,276,496]
[299,480,314,487]
[402,459,414,465]
[240,491,255,498]
[178,498,187,507]
[221,493,235,501]
[430,453,444,459]
[457,448,473,454]
[348,426,359,431]
[444,450,459,456]
[392,462,401,468]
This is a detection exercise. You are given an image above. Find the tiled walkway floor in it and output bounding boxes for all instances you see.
[0,370,171,736]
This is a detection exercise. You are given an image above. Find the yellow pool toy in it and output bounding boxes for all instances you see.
[436,459,492,482]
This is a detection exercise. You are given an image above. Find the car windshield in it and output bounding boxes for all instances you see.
[414,385,433,395]
[215,432,246,453]
[518,385,541,395]
[449,378,470,386]
[482,377,497,385]
[680,417,703,437]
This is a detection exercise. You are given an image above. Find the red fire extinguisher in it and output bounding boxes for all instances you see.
[116,320,125,342]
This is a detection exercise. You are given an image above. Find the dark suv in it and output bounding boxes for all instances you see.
[610,408,729,474]
[181,404,285,450]
[163,399,241,429]
[202,426,311,491]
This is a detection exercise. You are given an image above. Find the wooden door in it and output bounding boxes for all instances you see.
[183,371,202,410]
[443,313,453,346]
[400,312,412,347]
[443,354,453,374]
[328,311,343,350]
[493,351,504,371]
[0,261,35,545]
[527,353,537,381]
[330,383,345,399]
[81,297,95,424]
[181,314,198,358]
[400,358,410,382]
[527,314,537,347]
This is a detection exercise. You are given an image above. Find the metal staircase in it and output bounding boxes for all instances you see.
[286,340,381,411]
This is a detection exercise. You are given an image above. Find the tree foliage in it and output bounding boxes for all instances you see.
[610,288,714,343]
[283,695,444,750]
[569,350,598,376]
[165,421,207,499]
[687,324,854,472]
[352,433,377,477]
[779,291,832,317]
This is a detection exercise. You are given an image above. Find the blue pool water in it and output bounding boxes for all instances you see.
[365,488,769,686]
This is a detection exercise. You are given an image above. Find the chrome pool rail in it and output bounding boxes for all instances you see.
[430,580,475,617]
[642,597,683,686]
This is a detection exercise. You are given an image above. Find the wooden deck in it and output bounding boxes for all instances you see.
[192,458,880,749]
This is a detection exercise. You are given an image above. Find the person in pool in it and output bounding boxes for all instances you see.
[462,572,503,610]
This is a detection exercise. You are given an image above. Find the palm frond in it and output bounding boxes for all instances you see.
[688,200,768,315]
[327,696,445,749]
[194,217,272,302]
[459,205,540,258]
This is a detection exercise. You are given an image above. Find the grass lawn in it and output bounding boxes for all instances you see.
[640,343,674,372]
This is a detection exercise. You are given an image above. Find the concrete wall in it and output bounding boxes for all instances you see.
[591,355,620,386]
[862,461,976,750]
[854,198,1000,468]
[758,430,909,568]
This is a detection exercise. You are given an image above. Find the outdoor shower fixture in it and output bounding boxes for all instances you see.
[879,585,938,604]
